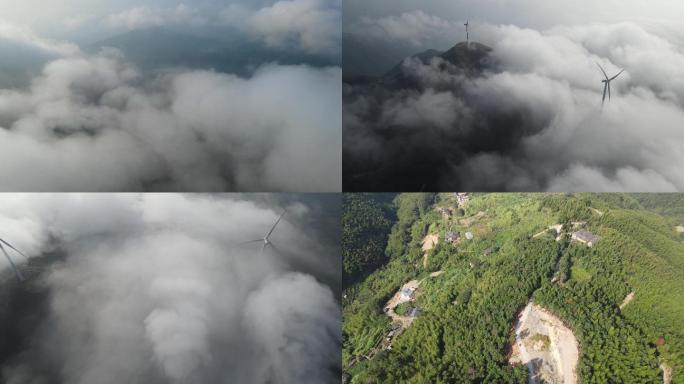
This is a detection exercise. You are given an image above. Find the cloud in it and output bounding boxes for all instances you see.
[0,50,341,192]
[344,20,684,191]
[348,10,461,46]
[105,4,208,30]
[0,194,340,384]
[243,273,341,383]
[245,0,341,54]
[0,21,79,56]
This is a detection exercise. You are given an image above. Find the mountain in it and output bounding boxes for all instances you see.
[343,193,684,383]
[381,41,493,88]
[382,49,443,80]
[343,40,493,88]
[88,28,338,76]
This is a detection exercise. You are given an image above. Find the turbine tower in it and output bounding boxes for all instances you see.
[597,63,625,106]
[464,20,470,45]
[235,210,286,256]
[0,238,28,282]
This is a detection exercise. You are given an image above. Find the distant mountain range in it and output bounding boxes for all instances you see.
[88,28,340,76]
[0,28,339,89]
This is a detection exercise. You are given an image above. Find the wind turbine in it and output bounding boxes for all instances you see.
[597,63,624,105]
[235,210,286,256]
[0,237,28,282]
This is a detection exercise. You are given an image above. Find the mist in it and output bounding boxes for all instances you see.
[0,194,341,384]
[343,13,684,191]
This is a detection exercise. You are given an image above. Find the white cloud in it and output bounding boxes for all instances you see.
[0,194,340,384]
[105,4,208,30]
[349,10,461,46]
[246,0,341,54]
[0,20,79,56]
[0,51,341,192]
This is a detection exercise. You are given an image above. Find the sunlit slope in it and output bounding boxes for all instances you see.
[343,193,684,383]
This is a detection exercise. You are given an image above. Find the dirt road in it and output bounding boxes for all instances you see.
[661,363,672,384]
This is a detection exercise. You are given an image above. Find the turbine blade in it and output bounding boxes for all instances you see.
[233,239,263,248]
[596,62,609,80]
[265,210,286,240]
[602,84,608,103]
[609,69,625,81]
[608,82,611,100]
[0,238,29,260]
[0,242,25,282]
[259,242,266,257]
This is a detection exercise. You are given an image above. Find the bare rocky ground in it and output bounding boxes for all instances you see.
[422,234,439,268]
[620,291,635,310]
[384,280,421,328]
[510,302,579,384]
[661,363,672,384]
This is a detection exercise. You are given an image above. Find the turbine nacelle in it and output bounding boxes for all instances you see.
[234,209,286,256]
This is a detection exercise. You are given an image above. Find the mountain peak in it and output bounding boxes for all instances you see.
[380,41,493,87]
[440,41,492,72]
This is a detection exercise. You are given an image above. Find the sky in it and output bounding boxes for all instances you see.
[343,0,684,192]
[0,193,341,384]
[0,0,342,192]
[344,0,684,31]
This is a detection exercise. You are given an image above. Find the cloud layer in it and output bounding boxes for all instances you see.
[0,48,341,192]
[0,194,341,384]
[344,19,684,192]
[102,0,341,55]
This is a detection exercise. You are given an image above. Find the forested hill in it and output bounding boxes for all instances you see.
[343,193,684,383]
[342,194,396,287]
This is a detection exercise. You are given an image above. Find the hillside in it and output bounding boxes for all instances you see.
[343,193,684,383]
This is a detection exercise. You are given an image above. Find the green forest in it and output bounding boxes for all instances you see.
[343,193,684,383]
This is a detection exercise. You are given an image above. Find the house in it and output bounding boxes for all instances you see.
[445,231,460,244]
[438,207,452,219]
[572,230,600,247]
[483,247,494,257]
[399,287,416,301]
[465,232,474,240]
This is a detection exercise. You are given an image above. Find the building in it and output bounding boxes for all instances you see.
[399,287,416,301]
[445,231,460,244]
[572,230,600,247]
[465,232,474,240]
[483,247,494,257]
[407,307,422,317]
